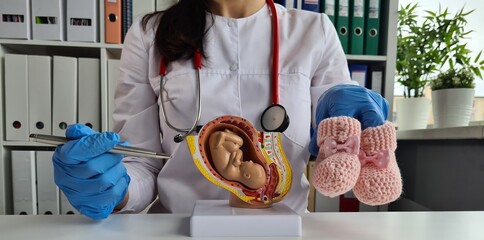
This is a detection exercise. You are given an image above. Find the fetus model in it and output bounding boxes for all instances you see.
[209,129,267,190]
[187,115,292,208]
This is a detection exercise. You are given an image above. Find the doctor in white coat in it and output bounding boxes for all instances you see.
[53,0,389,220]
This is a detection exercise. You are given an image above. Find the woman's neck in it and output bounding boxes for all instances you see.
[209,0,266,18]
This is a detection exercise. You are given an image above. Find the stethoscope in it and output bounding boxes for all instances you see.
[159,0,289,143]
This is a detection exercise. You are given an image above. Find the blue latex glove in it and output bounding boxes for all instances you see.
[52,124,130,220]
[309,84,389,157]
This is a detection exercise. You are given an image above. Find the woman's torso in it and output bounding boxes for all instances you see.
[139,4,330,213]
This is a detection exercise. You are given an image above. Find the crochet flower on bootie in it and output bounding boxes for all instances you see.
[353,121,402,205]
[311,116,361,198]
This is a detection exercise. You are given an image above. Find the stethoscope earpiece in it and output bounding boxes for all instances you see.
[261,104,290,133]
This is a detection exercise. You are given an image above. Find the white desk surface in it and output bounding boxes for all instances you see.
[1,211,483,240]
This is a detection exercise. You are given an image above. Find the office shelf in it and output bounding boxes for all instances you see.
[397,124,484,140]
[346,55,387,61]
[0,39,123,49]
[0,1,399,215]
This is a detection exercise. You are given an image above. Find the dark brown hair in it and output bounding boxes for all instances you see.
[141,0,212,65]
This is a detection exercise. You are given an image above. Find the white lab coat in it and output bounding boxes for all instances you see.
[114,4,354,214]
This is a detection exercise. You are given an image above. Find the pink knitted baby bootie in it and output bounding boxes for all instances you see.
[312,116,361,198]
[353,122,402,205]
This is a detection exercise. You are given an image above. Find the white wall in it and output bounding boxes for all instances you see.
[396,0,484,96]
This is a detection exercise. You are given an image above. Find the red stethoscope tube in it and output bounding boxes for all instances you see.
[159,48,203,75]
[267,0,279,105]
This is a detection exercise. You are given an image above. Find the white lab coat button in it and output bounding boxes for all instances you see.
[227,20,235,27]
[230,64,238,71]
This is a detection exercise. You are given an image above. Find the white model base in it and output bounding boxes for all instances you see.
[190,200,302,237]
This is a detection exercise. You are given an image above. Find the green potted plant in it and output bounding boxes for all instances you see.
[395,3,442,130]
[426,6,484,128]
[431,67,483,128]
[431,68,477,91]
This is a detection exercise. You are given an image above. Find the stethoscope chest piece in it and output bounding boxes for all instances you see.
[261,104,290,133]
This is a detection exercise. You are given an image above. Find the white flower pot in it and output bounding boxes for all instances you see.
[395,98,431,130]
[431,88,475,128]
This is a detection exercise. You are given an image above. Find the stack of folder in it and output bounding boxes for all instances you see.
[0,0,98,42]
[348,63,385,95]
[323,0,381,55]
[66,0,98,42]
[0,0,31,39]
[4,54,101,141]
[105,0,123,43]
[364,0,381,55]
[274,0,382,56]
[30,0,65,41]
[105,0,176,44]
[0,0,175,43]
[1,0,381,51]
[11,150,79,215]
[325,0,381,55]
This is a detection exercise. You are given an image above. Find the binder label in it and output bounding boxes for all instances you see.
[369,0,380,19]
[325,0,335,16]
[338,0,349,17]
[35,16,57,24]
[354,0,364,17]
[70,18,92,26]
[2,14,25,22]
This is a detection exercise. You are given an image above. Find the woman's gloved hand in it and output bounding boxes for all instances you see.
[52,124,130,220]
[309,84,389,156]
